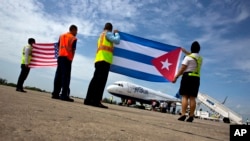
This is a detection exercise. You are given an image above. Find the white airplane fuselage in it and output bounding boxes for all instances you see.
[107,81,180,104]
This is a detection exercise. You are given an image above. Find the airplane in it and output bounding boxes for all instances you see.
[107,81,242,124]
[106,81,181,109]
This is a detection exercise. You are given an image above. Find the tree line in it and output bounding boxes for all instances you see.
[0,77,117,104]
[0,77,49,93]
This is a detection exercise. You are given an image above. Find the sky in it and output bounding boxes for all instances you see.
[0,0,250,121]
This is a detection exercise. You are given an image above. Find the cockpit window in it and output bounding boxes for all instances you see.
[114,83,123,87]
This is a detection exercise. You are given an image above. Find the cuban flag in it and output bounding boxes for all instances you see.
[110,32,182,82]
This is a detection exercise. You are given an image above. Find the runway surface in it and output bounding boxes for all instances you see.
[0,85,229,141]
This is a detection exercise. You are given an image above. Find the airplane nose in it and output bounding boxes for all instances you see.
[106,85,113,92]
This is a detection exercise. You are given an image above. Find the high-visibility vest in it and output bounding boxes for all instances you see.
[21,45,32,64]
[188,54,202,77]
[95,31,114,64]
[59,32,77,61]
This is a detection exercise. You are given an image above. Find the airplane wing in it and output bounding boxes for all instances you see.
[144,94,181,103]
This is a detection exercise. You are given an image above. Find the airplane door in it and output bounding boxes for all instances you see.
[126,83,134,97]
[127,83,132,93]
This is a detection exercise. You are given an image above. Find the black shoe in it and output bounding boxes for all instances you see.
[95,103,108,109]
[83,99,93,105]
[51,95,60,99]
[16,89,27,93]
[60,96,74,102]
[178,115,186,121]
[84,101,108,109]
[186,116,194,122]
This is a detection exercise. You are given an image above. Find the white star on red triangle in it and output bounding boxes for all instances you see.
[161,59,172,70]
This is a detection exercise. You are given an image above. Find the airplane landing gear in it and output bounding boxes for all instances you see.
[223,117,230,123]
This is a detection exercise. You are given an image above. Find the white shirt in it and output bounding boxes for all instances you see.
[182,53,201,72]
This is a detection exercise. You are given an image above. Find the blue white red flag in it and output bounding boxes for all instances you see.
[110,32,182,82]
[29,43,58,68]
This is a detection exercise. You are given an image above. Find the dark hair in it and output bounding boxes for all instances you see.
[28,38,35,45]
[69,24,78,31]
[104,22,113,31]
[191,41,200,53]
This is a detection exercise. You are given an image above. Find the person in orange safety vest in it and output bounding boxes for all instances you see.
[51,25,78,102]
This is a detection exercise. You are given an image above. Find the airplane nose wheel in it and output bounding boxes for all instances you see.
[223,117,230,123]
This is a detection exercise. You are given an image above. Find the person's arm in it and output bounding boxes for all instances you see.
[58,39,60,48]
[106,31,120,44]
[72,39,77,56]
[172,64,187,83]
[181,47,191,55]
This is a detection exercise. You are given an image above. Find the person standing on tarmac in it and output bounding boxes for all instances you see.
[172,41,202,122]
[16,38,36,93]
[51,25,78,102]
[84,22,120,108]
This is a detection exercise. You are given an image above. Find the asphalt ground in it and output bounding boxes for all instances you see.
[0,85,229,141]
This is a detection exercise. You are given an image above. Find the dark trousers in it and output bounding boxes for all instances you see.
[85,61,110,104]
[52,57,72,97]
[16,64,30,90]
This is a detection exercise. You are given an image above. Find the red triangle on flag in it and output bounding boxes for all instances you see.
[152,48,181,81]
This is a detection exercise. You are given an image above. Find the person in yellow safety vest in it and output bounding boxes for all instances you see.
[110,96,113,104]
[51,25,77,102]
[16,38,36,92]
[84,22,120,108]
[172,41,202,122]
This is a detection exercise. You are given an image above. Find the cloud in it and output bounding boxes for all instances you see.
[236,104,241,109]
[0,0,70,62]
[71,54,94,81]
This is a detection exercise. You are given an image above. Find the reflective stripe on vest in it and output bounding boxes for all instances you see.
[59,32,76,60]
[188,54,202,77]
[21,45,32,64]
[95,32,114,64]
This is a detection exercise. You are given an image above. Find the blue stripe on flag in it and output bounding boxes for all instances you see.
[113,48,154,65]
[119,32,179,52]
[110,65,169,82]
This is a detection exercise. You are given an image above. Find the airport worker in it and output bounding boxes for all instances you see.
[160,102,164,112]
[110,96,113,104]
[16,38,36,92]
[172,41,202,122]
[162,101,167,113]
[167,102,171,113]
[84,22,120,108]
[51,25,78,102]
[152,101,157,111]
[171,102,176,114]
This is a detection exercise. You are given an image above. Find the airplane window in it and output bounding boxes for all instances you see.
[114,83,123,87]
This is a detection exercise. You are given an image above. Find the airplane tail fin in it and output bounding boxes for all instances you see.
[175,91,182,99]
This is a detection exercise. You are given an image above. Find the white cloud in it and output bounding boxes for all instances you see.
[235,60,250,73]
[71,54,94,81]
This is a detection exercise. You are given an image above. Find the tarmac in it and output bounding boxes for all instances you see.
[0,85,230,141]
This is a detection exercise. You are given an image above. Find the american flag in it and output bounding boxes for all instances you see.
[29,43,58,68]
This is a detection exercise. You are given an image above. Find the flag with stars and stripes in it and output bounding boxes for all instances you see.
[29,43,58,68]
